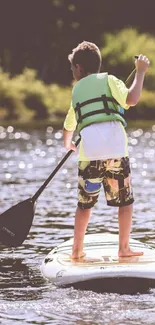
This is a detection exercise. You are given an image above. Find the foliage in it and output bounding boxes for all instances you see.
[100,28,155,120]
[1,0,155,85]
[0,68,71,122]
[100,28,155,89]
[126,90,155,120]
[0,28,155,124]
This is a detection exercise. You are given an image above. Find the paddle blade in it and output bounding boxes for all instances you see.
[0,198,36,247]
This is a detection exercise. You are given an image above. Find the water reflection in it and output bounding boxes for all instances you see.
[0,124,155,324]
[0,257,46,301]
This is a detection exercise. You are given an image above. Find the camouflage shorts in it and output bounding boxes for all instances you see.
[78,157,134,209]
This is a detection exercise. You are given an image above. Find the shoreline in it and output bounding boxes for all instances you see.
[0,118,155,130]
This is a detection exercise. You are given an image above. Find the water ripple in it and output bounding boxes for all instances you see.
[0,125,155,324]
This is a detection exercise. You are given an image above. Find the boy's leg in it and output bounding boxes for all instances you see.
[72,207,91,259]
[118,204,143,257]
[103,157,144,257]
[72,160,102,259]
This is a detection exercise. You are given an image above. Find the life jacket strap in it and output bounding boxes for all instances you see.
[75,95,123,124]
[101,94,111,115]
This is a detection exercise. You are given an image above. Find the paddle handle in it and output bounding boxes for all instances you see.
[31,137,81,203]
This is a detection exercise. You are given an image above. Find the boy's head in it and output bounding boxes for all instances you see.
[68,41,102,81]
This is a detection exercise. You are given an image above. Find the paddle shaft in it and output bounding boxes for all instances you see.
[31,137,80,203]
[20,61,138,203]
[125,55,139,86]
[32,59,137,203]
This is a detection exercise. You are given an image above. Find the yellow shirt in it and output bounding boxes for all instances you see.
[64,74,129,132]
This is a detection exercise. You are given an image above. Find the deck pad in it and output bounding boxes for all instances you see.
[57,251,155,267]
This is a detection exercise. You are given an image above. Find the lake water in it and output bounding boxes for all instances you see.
[0,124,155,324]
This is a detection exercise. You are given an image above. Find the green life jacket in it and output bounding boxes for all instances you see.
[72,73,126,133]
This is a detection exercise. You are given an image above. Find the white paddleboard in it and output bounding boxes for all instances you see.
[41,233,155,293]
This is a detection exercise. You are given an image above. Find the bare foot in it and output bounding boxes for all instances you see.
[71,251,86,260]
[118,249,144,257]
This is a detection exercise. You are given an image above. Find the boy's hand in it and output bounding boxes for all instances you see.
[65,141,77,152]
[135,54,150,73]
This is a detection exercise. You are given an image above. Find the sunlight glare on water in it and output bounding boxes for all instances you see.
[0,124,155,324]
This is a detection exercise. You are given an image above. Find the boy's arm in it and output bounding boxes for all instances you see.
[63,128,77,151]
[126,55,150,106]
[63,104,77,151]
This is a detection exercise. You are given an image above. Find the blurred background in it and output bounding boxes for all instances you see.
[0,0,155,127]
[1,2,155,324]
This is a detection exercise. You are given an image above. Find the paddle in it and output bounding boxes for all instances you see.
[0,56,139,248]
[0,137,81,248]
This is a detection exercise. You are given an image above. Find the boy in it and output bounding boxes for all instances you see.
[63,41,150,259]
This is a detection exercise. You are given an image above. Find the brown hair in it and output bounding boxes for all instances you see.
[68,41,101,74]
